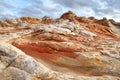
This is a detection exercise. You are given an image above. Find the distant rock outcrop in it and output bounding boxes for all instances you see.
[108,19,120,35]
[0,11,120,80]
[60,11,78,22]
[95,17,109,27]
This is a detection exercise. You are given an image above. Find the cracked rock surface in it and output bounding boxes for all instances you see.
[0,11,120,80]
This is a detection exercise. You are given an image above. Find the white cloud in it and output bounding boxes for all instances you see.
[1,11,14,16]
[0,10,17,19]
[0,0,120,21]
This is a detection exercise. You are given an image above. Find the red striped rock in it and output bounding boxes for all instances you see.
[0,11,120,80]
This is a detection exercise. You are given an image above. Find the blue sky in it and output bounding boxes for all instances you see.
[0,0,120,21]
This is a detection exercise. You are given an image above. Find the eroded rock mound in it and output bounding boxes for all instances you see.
[0,11,120,80]
[94,17,109,27]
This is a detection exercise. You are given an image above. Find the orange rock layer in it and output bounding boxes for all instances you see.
[0,11,120,78]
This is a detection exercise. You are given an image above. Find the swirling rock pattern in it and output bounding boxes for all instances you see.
[0,11,120,80]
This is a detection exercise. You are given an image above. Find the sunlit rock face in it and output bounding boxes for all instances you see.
[0,11,120,80]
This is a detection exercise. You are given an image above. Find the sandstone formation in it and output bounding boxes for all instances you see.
[0,11,120,80]
[108,19,120,35]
